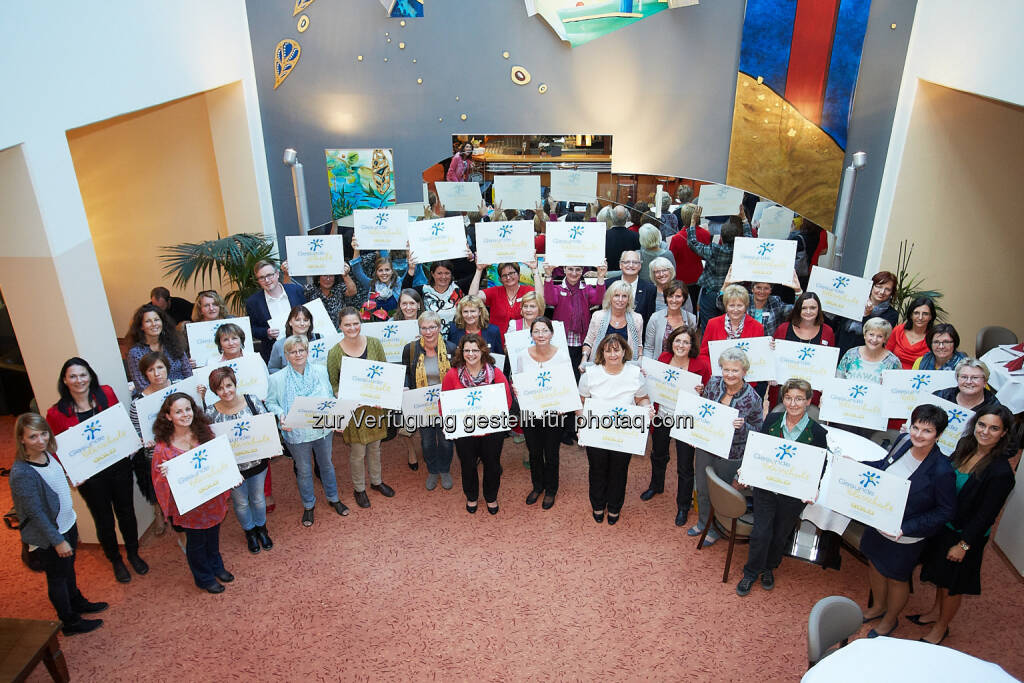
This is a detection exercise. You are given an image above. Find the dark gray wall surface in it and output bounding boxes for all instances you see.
[246,0,915,275]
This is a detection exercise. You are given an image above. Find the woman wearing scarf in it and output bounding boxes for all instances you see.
[402,259,464,340]
[912,323,967,371]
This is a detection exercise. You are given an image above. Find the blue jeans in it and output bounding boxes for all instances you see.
[697,287,720,330]
[290,434,339,509]
[419,425,453,474]
[230,468,268,531]
[185,524,225,588]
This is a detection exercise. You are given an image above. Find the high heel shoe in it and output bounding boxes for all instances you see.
[487,503,499,515]
[408,459,419,471]
[466,501,478,514]
[919,628,950,646]
[592,510,605,523]
[607,513,620,526]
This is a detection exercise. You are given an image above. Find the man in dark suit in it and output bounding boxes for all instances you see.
[604,205,641,271]
[605,250,655,333]
[145,286,194,326]
[245,259,306,362]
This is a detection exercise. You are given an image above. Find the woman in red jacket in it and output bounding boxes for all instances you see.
[441,333,514,515]
[45,357,148,584]
[698,284,766,361]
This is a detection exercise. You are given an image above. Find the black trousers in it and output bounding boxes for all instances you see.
[523,416,564,494]
[185,524,226,588]
[456,433,505,503]
[743,487,804,580]
[586,447,631,514]
[649,424,696,510]
[76,458,138,562]
[30,524,86,624]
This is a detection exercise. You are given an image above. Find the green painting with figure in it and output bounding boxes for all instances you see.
[325,148,396,220]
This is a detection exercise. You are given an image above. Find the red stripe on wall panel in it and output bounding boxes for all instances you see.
[784,0,840,125]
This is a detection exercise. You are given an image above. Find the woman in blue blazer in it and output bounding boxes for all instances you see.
[860,404,956,638]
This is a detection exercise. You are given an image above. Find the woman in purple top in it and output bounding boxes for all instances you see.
[539,261,607,383]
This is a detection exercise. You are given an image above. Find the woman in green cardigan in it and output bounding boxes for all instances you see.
[736,378,828,597]
[327,307,395,509]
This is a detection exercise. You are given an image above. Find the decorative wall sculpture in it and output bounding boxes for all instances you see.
[381,0,424,18]
[325,149,396,220]
[273,39,301,89]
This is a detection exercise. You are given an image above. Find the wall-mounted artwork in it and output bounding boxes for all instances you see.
[529,0,685,47]
[273,39,301,90]
[380,0,423,18]
[325,149,396,220]
[726,0,871,229]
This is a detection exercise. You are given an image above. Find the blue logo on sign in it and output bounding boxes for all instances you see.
[757,242,774,256]
[536,371,551,388]
[910,374,930,390]
[663,369,680,382]
[699,404,716,419]
[569,225,584,239]
[191,449,208,470]
[425,388,440,402]
[83,421,101,442]
[849,384,868,399]
[498,224,513,239]
[233,421,250,438]
[317,400,335,411]
[947,408,968,425]
[366,364,384,379]
[466,390,482,407]
[383,323,398,339]
[431,222,445,236]
[859,471,880,488]
[797,348,815,361]
[375,213,389,226]
[775,444,797,461]
[309,238,324,252]
[611,407,627,418]
[310,344,325,359]
[832,276,851,289]
[735,342,750,352]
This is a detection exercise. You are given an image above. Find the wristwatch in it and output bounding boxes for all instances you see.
[958,540,970,552]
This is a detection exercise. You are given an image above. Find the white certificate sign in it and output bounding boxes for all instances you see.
[708,336,774,383]
[730,237,797,285]
[915,393,975,456]
[543,222,606,267]
[818,455,911,537]
[285,235,347,277]
[401,385,442,421]
[738,431,827,502]
[753,203,795,239]
[549,170,597,203]
[882,370,957,419]
[493,175,541,210]
[440,383,509,439]
[577,400,650,456]
[195,353,270,401]
[362,320,420,362]
[132,377,203,444]
[806,266,873,321]
[670,392,739,459]
[475,221,536,264]
[505,321,569,363]
[164,436,243,515]
[209,413,283,464]
[514,363,582,414]
[268,296,337,336]
[773,340,840,389]
[353,209,409,250]
[55,404,143,486]
[186,317,255,361]
[819,378,889,430]
[642,359,701,410]
[407,216,468,262]
[307,333,343,365]
[282,396,354,431]
[336,357,405,410]
[435,181,483,212]
[824,425,888,463]
[696,184,744,216]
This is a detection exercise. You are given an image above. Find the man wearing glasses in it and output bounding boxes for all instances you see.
[245,259,306,362]
[605,251,656,331]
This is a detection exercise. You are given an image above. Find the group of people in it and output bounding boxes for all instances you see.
[11,188,1018,652]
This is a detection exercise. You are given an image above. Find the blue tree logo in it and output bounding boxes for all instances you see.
[310,344,325,359]
[430,221,445,236]
[374,212,389,226]
[366,364,384,379]
[611,407,627,418]
[309,238,324,252]
[663,369,680,382]
[797,347,815,361]
[316,400,335,411]
[735,342,750,352]
[466,390,482,407]
[947,408,968,426]
[757,242,774,256]
[568,171,581,183]
[859,471,880,488]
[699,404,716,419]
[832,276,851,289]
[849,384,868,399]
[227,362,239,372]
[83,420,102,442]
[775,444,797,461]
[191,449,208,470]
[383,323,398,339]
[569,225,584,239]
[498,224,513,239]
[536,371,552,388]
[425,388,440,402]
[910,374,930,390]
[233,421,250,438]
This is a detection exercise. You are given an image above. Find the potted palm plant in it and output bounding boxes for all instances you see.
[891,240,946,320]
[160,233,277,315]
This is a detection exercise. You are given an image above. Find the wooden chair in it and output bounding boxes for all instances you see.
[807,596,862,668]
[697,465,753,582]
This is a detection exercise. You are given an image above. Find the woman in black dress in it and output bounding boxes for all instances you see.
[914,405,1016,645]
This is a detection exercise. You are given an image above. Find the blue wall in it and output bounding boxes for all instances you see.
[246,0,915,275]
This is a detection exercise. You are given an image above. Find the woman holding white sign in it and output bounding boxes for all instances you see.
[349,238,403,316]
[392,289,425,470]
[736,379,827,597]
[268,305,321,374]
[578,334,653,526]
[886,296,937,370]
[298,268,361,325]
[327,308,394,509]
[448,295,504,356]
[208,323,247,365]
[835,317,902,385]
[835,270,899,356]
[128,352,176,536]
[46,358,148,584]
[441,334,514,515]
[265,335,349,527]
[644,282,697,359]
[204,367,274,555]
[932,359,1001,411]
[151,393,234,594]
[581,281,644,370]
[468,261,537,344]
[126,304,193,394]
[859,404,956,639]
[402,259,464,336]
[689,348,764,544]
[184,291,230,367]
[697,285,765,363]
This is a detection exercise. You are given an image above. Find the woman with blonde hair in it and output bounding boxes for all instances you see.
[581,280,644,370]
[638,227,675,284]
[448,294,503,354]
[697,284,766,362]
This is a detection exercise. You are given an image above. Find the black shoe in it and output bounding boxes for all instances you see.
[542,494,555,510]
[331,500,350,516]
[72,600,108,615]
[760,569,775,591]
[675,508,688,527]
[560,433,575,445]
[201,583,225,594]
[906,614,937,626]
[408,460,419,471]
[371,482,395,497]
[607,513,620,526]
[920,628,950,646]
[245,529,261,554]
[736,576,755,597]
[215,570,234,583]
[526,489,542,505]
[112,558,131,584]
[466,502,477,514]
[302,508,315,527]
[127,552,149,575]
[487,503,499,515]
[640,487,661,501]
[593,511,605,523]
[354,490,371,508]
[256,525,273,550]
[62,618,103,635]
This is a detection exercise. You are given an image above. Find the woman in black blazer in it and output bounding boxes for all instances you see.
[914,405,1016,645]
[860,404,956,638]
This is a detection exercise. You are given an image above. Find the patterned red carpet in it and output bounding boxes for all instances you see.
[2,418,1022,681]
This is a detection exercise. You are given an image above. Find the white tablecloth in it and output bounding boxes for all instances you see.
[800,427,882,535]
[802,637,1018,682]
[980,345,1024,414]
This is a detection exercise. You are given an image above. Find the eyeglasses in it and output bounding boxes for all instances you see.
[620,260,641,265]
[256,272,277,282]
[959,374,986,383]
[499,271,518,279]
[420,325,439,332]
[932,340,954,346]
